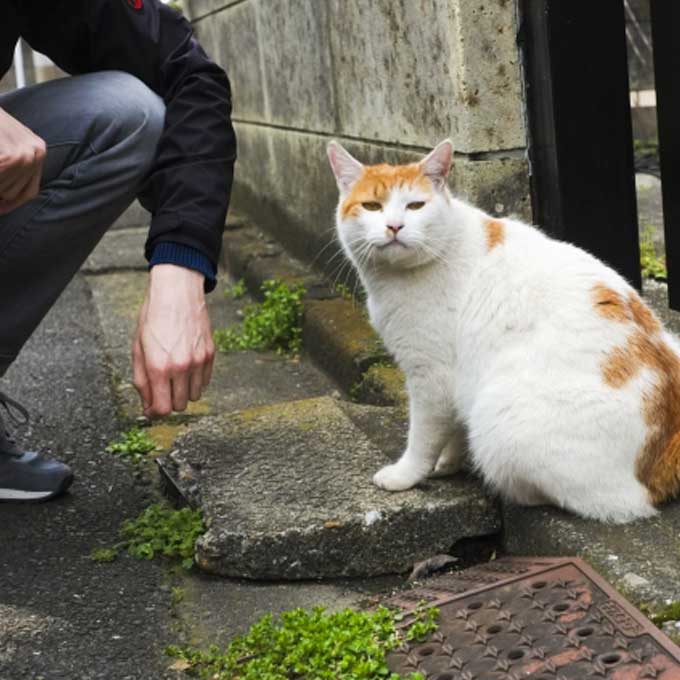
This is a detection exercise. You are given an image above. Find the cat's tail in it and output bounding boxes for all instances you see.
[641,431,680,506]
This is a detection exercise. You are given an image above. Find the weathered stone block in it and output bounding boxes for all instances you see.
[193,2,267,122]
[256,0,337,130]
[162,396,500,578]
[327,0,525,153]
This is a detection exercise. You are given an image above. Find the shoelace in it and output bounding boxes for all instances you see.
[0,390,29,444]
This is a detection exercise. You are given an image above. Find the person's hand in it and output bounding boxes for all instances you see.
[0,107,46,215]
[132,264,216,417]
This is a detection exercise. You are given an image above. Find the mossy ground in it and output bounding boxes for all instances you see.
[166,603,439,680]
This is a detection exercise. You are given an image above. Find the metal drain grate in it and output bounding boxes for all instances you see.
[386,557,680,679]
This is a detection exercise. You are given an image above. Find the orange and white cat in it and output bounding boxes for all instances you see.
[328,139,680,523]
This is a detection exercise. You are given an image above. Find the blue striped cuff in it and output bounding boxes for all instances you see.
[149,243,217,292]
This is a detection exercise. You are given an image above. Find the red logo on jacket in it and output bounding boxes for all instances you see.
[126,0,143,9]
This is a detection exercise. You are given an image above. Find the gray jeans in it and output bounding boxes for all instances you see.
[0,71,165,377]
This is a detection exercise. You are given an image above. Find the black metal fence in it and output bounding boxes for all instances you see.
[520,0,680,310]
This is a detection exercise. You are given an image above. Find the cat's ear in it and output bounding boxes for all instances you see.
[420,139,453,187]
[327,141,364,193]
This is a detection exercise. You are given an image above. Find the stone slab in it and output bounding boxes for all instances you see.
[503,501,680,605]
[83,227,148,273]
[86,270,337,423]
[161,395,501,579]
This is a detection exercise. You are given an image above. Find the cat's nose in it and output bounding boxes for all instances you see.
[387,224,404,235]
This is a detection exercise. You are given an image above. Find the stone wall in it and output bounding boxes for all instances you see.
[185,0,530,271]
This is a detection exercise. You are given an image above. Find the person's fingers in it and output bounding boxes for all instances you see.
[0,164,29,200]
[2,171,34,209]
[189,359,204,402]
[170,368,190,412]
[146,363,173,417]
[202,339,216,389]
[0,143,45,213]
[132,339,152,411]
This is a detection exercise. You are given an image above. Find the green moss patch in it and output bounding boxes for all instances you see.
[640,224,667,280]
[214,279,305,355]
[166,603,439,680]
[106,427,158,464]
[90,503,205,570]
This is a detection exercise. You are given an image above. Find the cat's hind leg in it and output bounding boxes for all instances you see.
[431,428,467,478]
[556,476,657,524]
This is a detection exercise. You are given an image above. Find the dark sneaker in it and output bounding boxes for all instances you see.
[0,391,74,502]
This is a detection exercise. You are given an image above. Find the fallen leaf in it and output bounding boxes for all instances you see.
[168,659,192,671]
[324,520,344,529]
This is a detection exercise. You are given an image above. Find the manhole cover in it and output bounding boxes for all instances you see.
[386,557,680,679]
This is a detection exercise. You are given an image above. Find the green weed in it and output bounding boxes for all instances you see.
[166,604,436,680]
[225,278,247,299]
[404,601,440,642]
[649,601,680,627]
[90,547,118,563]
[640,224,667,280]
[334,282,353,301]
[89,503,205,570]
[214,279,305,355]
[106,427,157,464]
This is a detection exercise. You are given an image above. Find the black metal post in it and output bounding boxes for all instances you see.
[650,1,680,309]
[520,0,641,290]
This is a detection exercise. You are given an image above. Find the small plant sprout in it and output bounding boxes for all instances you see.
[639,224,667,280]
[225,278,247,299]
[89,503,205,570]
[106,427,157,464]
[214,279,305,355]
[334,282,353,300]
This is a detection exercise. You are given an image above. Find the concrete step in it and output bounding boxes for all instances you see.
[159,395,500,579]
[503,502,680,606]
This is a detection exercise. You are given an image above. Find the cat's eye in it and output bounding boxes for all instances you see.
[407,201,426,210]
[362,201,382,211]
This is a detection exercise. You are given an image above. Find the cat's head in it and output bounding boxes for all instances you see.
[327,140,454,272]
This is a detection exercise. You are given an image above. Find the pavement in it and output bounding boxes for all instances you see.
[2,177,680,678]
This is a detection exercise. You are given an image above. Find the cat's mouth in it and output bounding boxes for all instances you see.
[377,239,407,250]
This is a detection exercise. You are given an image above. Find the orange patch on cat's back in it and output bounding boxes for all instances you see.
[629,290,661,334]
[592,284,631,323]
[340,163,432,219]
[484,219,505,252]
[593,282,680,504]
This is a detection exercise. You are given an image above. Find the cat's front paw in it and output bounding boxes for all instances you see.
[373,463,424,491]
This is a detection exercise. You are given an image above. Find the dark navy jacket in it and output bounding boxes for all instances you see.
[0,0,236,291]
